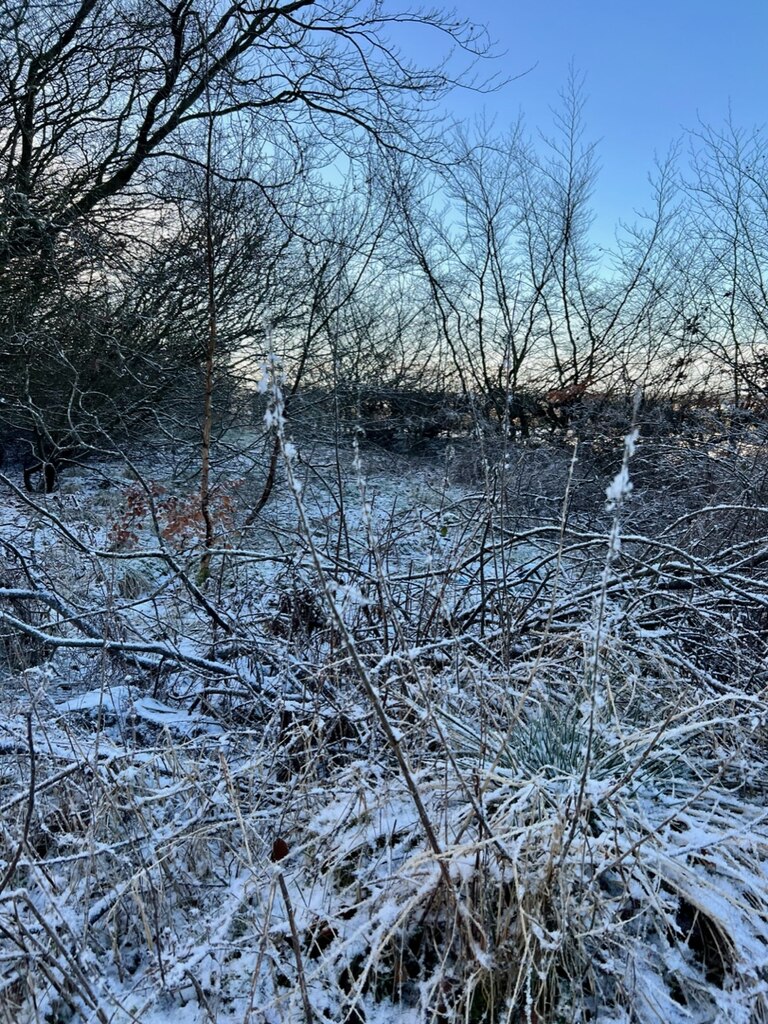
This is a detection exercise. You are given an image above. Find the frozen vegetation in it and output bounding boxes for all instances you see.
[2,408,768,1024]
[3,0,768,1020]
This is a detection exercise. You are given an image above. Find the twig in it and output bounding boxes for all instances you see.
[0,714,35,895]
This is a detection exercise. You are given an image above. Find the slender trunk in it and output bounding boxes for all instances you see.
[199,117,217,584]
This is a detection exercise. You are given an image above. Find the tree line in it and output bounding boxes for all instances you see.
[0,0,766,490]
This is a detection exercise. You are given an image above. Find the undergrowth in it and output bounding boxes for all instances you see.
[1,412,768,1023]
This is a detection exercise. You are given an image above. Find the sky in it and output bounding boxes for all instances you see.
[410,0,768,246]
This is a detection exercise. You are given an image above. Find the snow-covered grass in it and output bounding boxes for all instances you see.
[1,418,768,1023]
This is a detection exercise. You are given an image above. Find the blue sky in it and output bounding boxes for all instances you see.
[413,0,768,244]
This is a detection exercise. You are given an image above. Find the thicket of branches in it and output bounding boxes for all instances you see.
[2,4,768,1024]
[0,1,767,486]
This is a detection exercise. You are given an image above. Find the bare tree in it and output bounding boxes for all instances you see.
[0,0,486,259]
[0,0,489,481]
[674,119,768,409]
[390,72,677,437]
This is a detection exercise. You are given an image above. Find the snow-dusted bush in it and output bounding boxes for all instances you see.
[1,421,768,1023]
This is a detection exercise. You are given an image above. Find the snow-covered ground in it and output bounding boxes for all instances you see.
[1,431,768,1023]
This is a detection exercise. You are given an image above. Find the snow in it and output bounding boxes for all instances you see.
[2,435,768,1022]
